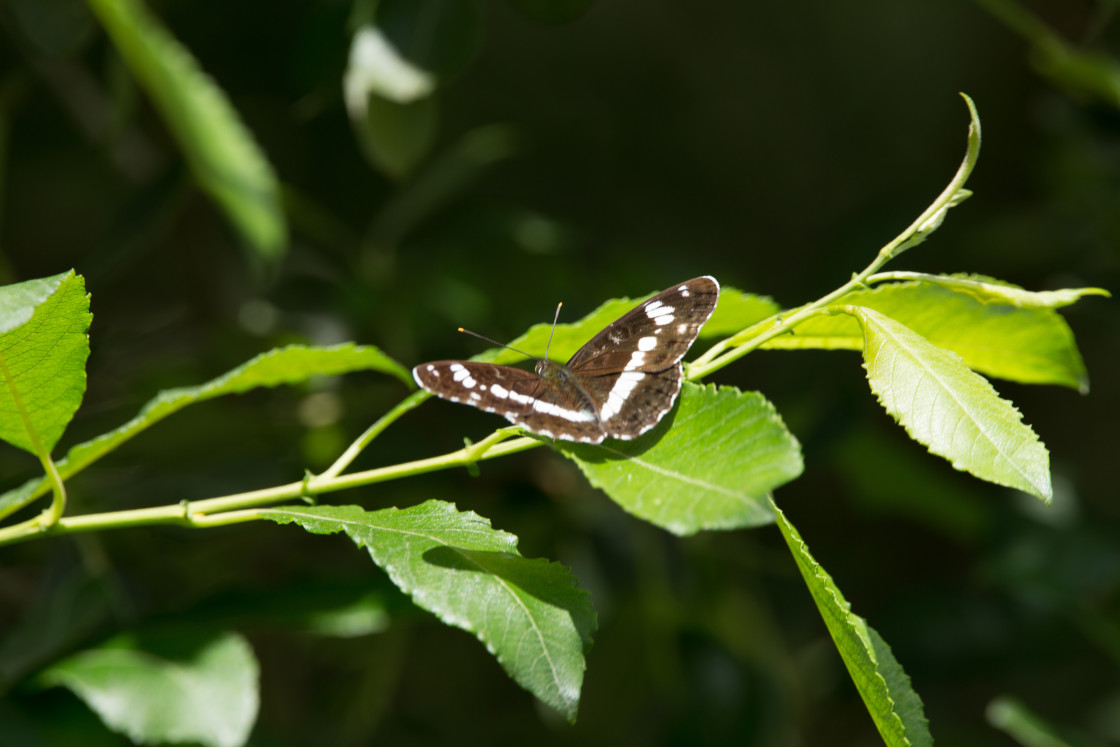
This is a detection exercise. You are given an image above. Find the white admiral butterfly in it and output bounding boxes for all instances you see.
[413,276,720,444]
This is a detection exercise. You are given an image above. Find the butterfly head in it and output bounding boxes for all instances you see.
[534,358,569,383]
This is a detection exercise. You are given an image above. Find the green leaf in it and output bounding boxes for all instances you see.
[986,696,1077,747]
[0,343,409,520]
[771,281,1090,391]
[0,271,91,456]
[261,501,596,722]
[873,272,1110,310]
[558,383,802,535]
[773,500,932,747]
[851,306,1052,501]
[86,0,286,257]
[354,92,439,179]
[38,629,258,747]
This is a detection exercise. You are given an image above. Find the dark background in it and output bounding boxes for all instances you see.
[0,0,1117,744]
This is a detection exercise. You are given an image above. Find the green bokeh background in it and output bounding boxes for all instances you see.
[1,1,1117,744]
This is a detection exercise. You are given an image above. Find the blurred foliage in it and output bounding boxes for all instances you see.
[0,0,1117,745]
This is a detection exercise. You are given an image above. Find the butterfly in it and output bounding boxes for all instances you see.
[412,276,720,444]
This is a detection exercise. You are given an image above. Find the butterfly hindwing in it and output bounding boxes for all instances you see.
[412,276,720,443]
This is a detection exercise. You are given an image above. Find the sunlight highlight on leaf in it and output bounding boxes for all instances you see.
[559,383,802,535]
[852,306,1052,501]
[0,271,90,456]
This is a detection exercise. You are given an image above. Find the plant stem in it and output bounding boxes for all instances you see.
[320,390,428,479]
[0,431,541,546]
[689,93,980,381]
[37,454,66,528]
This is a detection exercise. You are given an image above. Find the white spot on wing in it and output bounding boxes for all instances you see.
[490,384,509,399]
[638,336,657,351]
[677,323,689,333]
[600,371,646,421]
[646,303,675,325]
[625,350,646,370]
[532,399,596,422]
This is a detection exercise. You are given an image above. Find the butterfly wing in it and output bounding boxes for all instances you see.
[565,276,720,375]
[412,361,607,443]
[563,276,720,440]
[413,276,721,444]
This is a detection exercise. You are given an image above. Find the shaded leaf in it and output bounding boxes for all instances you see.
[38,629,258,747]
[559,383,802,535]
[770,281,1090,391]
[86,0,286,257]
[354,93,438,179]
[0,343,409,520]
[986,696,1078,747]
[773,500,932,746]
[261,501,596,722]
[853,306,1052,501]
[0,270,91,456]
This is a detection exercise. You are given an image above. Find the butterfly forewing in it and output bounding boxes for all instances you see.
[565,277,720,375]
[412,276,720,443]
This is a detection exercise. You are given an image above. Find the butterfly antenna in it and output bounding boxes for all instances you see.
[543,302,562,361]
[456,327,536,360]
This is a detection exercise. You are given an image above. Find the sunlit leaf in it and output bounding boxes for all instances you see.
[771,281,1091,391]
[773,501,932,747]
[344,25,435,106]
[262,501,596,722]
[558,383,802,535]
[0,271,90,456]
[852,306,1052,501]
[872,272,1109,309]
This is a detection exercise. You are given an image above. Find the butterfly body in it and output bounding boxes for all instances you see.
[413,276,719,444]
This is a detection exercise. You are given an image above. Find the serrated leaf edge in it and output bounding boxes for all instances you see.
[773,502,915,746]
[854,306,1052,500]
